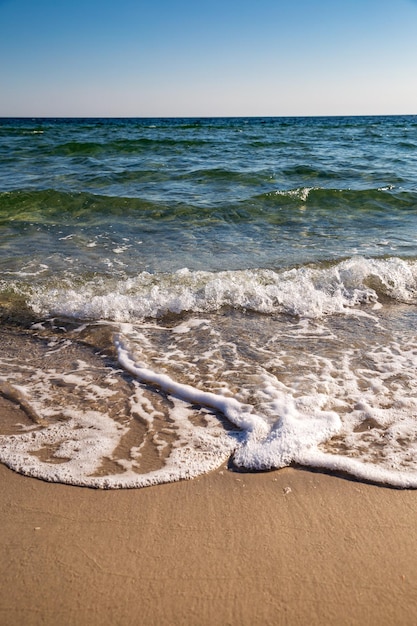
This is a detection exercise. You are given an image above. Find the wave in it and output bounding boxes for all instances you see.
[14,257,417,323]
[2,186,415,226]
[46,136,210,157]
[252,186,417,210]
[3,256,417,490]
[88,167,273,188]
[0,126,45,136]
[0,189,157,224]
[177,167,274,184]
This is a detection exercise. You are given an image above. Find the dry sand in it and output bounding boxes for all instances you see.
[1,460,417,626]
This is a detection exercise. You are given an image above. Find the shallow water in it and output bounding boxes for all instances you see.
[1,115,417,488]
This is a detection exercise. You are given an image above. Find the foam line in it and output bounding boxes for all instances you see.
[115,336,269,437]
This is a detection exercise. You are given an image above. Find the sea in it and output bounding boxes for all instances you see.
[1,115,417,489]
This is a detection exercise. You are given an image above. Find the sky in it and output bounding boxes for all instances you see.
[1,0,417,117]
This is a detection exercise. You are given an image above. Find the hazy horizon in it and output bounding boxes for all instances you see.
[1,113,417,120]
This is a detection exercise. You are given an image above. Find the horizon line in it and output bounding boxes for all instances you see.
[1,112,416,121]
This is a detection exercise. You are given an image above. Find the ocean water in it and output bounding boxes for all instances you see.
[1,115,417,488]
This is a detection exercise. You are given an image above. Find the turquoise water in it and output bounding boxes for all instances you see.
[1,116,417,488]
[2,116,417,275]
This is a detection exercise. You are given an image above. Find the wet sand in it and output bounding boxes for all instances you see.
[1,448,417,626]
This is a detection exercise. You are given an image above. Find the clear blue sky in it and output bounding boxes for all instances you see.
[1,0,417,117]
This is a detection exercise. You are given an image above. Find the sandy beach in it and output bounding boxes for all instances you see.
[1,428,417,626]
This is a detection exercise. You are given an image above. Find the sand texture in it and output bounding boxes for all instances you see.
[1,450,417,626]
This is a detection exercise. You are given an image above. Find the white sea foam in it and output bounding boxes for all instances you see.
[3,321,417,488]
[115,336,268,437]
[3,257,417,489]
[25,257,417,323]
[0,395,237,489]
[0,345,238,488]
[114,327,417,487]
[273,187,315,201]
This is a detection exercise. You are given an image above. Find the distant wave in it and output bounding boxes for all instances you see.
[1,186,415,227]
[253,186,416,209]
[45,137,210,157]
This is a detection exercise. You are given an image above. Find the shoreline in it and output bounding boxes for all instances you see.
[1,459,417,625]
